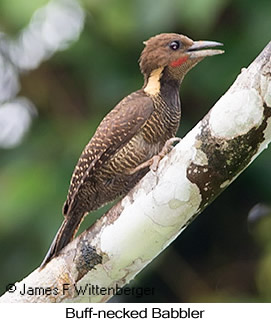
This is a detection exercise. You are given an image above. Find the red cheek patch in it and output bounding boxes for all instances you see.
[170,56,188,67]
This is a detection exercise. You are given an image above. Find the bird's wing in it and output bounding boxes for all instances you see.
[64,90,154,214]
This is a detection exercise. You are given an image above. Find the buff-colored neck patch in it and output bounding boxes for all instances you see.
[144,67,163,96]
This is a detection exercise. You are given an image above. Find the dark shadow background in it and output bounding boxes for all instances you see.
[0,0,271,302]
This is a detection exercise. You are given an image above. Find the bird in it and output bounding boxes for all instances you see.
[40,33,223,268]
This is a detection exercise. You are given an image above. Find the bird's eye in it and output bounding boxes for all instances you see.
[169,40,180,50]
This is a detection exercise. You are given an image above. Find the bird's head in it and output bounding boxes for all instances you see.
[139,33,224,84]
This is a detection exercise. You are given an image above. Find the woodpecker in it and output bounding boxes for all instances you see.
[40,33,223,268]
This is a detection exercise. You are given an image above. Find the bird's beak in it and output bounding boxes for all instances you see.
[186,40,224,58]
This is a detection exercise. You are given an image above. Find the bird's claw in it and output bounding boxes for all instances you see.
[128,137,182,175]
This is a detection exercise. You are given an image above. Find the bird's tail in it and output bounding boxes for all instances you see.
[39,211,85,269]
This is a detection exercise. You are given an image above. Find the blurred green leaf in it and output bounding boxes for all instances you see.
[0,0,48,29]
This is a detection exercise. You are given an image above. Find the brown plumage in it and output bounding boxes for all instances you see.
[40,33,223,268]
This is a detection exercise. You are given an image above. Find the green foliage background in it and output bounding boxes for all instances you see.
[0,0,271,301]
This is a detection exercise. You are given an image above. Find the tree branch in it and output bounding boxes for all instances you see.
[1,41,271,303]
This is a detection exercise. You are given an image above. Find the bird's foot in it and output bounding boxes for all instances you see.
[150,137,181,172]
[128,137,181,175]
